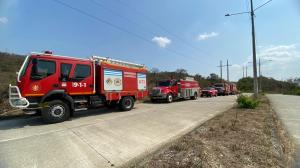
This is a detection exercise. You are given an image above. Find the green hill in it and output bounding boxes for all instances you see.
[0,52,25,115]
[237,77,300,95]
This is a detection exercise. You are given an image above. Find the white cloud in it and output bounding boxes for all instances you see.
[152,36,171,48]
[229,44,300,81]
[197,32,219,40]
[258,44,300,62]
[0,17,8,24]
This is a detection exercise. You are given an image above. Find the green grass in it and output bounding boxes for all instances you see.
[237,95,260,109]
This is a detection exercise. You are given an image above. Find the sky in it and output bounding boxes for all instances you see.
[0,0,300,81]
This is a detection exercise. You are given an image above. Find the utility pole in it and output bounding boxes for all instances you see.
[258,58,272,92]
[246,65,248,77]
[226,59,232,82]
[259,58,261,92]
[242,65,245,78]
[217,60,226,82]
[225,0,273,98]
[220,60,223,82]
[250,0,258,98]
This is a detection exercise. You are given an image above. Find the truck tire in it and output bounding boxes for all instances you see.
[119,96,134,111]
[166,94,173,103]
[151,98,157,103]
[191,92,198,100]
[41,100,70,123]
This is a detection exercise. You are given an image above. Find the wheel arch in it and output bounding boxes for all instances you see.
[41,90,74,112]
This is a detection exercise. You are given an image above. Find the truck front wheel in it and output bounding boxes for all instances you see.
[42,100,70,123]
[166,94,173,103]
[119,96,134,111]
[191,92,198,100]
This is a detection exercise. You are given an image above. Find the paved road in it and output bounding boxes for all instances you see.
[0,96,236,168]
[267,94,300,167]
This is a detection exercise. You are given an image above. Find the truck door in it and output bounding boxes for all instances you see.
[171,81,179,98]
[67,62,94,95]
[28,58,59,96]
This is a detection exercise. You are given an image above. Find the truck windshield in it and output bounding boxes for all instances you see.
[31,59,56,79]
[158,81,171,87]
[18,55,30,81]
[214,84,224,87]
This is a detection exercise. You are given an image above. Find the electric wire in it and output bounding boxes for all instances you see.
[113,0,215,58]
[254,0,273,11]
[51,0,191,60]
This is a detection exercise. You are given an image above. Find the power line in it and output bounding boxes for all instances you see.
[254,0,273,11]
[51,0,190,59]
[114,0,215,58]
[89,0,155,37]
[90,0,208,63]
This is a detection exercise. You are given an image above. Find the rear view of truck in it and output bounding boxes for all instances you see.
[213,83,230,96]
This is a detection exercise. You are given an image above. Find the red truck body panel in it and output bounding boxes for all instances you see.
[98,62,148,101]
[17,52,148,102]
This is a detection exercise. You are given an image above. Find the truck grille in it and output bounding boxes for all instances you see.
[151,89,161,96]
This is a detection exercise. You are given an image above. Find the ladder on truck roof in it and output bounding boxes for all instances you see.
[92,56,146,69]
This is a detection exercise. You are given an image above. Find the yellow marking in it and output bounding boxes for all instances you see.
[69,92,94,95]
[25,93,44,97]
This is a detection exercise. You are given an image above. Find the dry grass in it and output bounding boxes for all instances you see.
[127,96,295,168]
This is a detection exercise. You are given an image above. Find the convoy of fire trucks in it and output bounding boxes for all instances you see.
[9,51,238,123]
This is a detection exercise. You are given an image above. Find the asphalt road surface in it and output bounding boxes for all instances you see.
[0,96,236,168]
[267,94,300,167]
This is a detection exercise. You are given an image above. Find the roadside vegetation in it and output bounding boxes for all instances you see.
[237,95,260,109]
[0,52,25,117]
[127,96,295,168]
[237,77,300,95]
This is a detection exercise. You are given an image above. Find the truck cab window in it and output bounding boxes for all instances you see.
[60,63,72,81]
[31,59,55,79]
[73,64,90,79]
[158,81,171,87]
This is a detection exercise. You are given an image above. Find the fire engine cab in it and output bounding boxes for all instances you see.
[9,51,148,123]
[150,77,200,103]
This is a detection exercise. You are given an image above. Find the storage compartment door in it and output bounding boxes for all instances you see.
[104,69,123,91]
[137,73,146,90]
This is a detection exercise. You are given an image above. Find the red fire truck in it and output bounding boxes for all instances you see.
[213,82,230,96]
[9,51,148,123]
[149,77,200,103]
[229,83,238,95]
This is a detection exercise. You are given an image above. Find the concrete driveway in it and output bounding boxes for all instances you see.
[267,94,300,167]
[0,96,236,168]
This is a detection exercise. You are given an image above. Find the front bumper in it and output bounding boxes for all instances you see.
[150,94,167,100]
[201,91,212,96]
[9,84,29,108]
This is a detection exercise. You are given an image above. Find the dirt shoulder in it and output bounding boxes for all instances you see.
[126,96,295,168]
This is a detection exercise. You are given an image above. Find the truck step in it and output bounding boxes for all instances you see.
[74,108,88,111]
[74,100,88,103]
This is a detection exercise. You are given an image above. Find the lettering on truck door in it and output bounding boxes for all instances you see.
[68,63,94,95]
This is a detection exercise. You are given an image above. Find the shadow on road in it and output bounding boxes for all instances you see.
[0,107,132,130]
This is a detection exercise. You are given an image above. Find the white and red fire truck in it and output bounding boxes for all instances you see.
[9,51,148,123]
[149,77,200,103]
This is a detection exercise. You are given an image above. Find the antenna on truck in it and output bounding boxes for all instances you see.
[92,56,146,69]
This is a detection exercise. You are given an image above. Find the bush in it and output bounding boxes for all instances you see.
[296,88,300,96]
[237,95,259,109]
